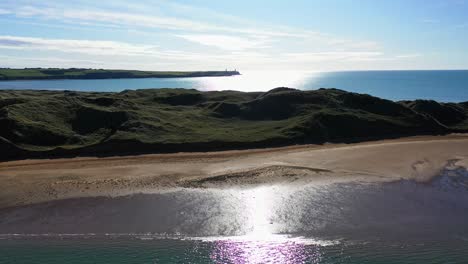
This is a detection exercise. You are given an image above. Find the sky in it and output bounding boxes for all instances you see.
[0,0,467,71]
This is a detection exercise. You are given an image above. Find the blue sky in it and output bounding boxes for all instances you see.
[0,0,467,71]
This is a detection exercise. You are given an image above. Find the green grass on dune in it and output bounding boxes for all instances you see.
[0,68,240,80]
[0,87,467,160]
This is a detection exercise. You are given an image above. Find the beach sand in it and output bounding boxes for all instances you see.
[1,134,467,209]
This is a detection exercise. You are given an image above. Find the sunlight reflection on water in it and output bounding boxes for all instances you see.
[184,70,318,92]
[245,186,273,238]
[1,170,468,263]
[204,185,334,263]
[210,239,319,264]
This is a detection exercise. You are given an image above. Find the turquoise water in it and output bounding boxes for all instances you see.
[1,167,468,263]
[0,70,467,102]
[1,237,467,264]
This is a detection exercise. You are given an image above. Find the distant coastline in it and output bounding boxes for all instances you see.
[0,68,241,81]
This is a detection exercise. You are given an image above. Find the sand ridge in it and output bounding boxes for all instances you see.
[0,134,467,209]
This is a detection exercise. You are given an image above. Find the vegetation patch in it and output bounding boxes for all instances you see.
[0,68,240,80]
[0,88,467,160]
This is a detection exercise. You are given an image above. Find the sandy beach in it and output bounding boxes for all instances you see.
[1,134,467,209]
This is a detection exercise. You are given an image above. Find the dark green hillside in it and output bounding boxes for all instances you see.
[401,100,468,129]
[0,68,240,80]
[0,87,467,160]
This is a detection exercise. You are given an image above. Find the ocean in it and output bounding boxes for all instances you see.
[1,237,466,263]
[0,70,467,102]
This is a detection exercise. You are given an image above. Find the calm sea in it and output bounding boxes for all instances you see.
[0,70,467,102]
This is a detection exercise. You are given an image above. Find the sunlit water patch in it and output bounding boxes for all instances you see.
[1,168,468,263]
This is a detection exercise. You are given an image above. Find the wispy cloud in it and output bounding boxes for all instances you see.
[0,1,426,71]
[1,3,380,50]
[395,54,422,59]
[283,51,385,62]
[0,35,239,62]
[0,35,392,64]
[0,54,103,67]
[0,8,11,15]
[0,35,161,56]
[422,19,440,24]
[11,5,294,38]
[176,34,270,51]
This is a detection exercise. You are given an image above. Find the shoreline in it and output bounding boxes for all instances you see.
[1,134,467,209]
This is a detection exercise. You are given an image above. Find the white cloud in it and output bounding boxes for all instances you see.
[327,39,380,50]
[395,54,421,59]
[0,35,419,71]
[0,35,161,56]
[0,54,103,67]
[0,1,419,71]
[2,4,380,50]
[0,35,243,63]
[0,8,11,15]
[13,6,288,37]
[283,51,384,62]
[422,19,440,24]
[176,34,269,51]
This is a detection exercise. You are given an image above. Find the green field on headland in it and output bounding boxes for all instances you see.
[0,68,240,80]
[1,87,467,160]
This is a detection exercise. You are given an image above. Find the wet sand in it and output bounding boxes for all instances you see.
[1,169,468,239]
[1,134,468,209]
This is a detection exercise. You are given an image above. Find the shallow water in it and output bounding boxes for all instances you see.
[1,167,468,263]
[1,70,468,102]
[1,237,467,264]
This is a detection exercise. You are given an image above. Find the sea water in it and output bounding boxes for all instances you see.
[0,70,467,102]
[1,237,466,264]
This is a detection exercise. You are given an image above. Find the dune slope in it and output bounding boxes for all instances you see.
[1,87,467,160]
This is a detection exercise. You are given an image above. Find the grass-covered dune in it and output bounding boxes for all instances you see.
[1,87,467,160]
[0,68,240,80]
